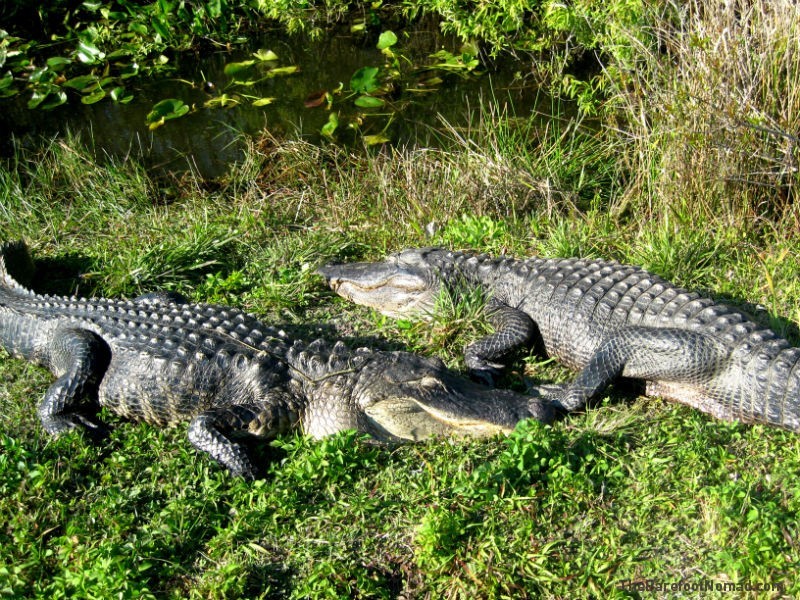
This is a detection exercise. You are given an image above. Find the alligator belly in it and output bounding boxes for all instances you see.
[644,380,737,423]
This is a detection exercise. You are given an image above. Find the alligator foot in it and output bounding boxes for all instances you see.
[528,383,586,414]
[71,412,112,442]
[41,411,111,442]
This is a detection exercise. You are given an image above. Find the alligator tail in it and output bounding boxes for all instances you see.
[0,239,35,293]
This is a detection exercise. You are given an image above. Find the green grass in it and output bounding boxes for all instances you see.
[4,1,800,596]
[1,123,799,598]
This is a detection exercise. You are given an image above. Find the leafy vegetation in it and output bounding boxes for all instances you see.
[2,0,800,597]
[0,0,650,116]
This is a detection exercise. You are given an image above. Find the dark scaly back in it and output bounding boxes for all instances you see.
[0,289,288,361]
[0,263,295,425]
[286,339,373,437]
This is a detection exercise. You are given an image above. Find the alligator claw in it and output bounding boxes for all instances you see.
[47,413,112,443]
[527,383,578,413]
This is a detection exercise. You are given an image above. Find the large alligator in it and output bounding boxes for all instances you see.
[318,247,800,432]
[0,241,554,478]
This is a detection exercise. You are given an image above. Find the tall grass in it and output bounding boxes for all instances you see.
[608,0,800,227]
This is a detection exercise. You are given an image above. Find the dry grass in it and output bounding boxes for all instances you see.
[607,0,800,230]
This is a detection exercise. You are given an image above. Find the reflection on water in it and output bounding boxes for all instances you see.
[1,23,549,177]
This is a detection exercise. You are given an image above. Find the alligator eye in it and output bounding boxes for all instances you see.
[420,376,444,389]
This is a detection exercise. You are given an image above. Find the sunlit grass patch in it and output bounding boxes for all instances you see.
[2,74,800,598]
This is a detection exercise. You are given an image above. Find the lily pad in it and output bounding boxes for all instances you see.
[224,60,256,80]
[266,65,299,78]
[376,31,398,51]
[253,49,278,61]
[350,66,380,94]
[119,63,140,79]
[81,87,107,104]
[145,98,190,129]
[62,75,97,91]
[46,56,72,71]
[0,71,16,97]
[110,86,133,103]
[27,88,66,110]
[205,94,239,108]
[354,95,384,108]
[75,40,105,64]
[0,72,14,90]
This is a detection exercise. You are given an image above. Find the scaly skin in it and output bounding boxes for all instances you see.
[318,247,800,432]
[0,242,554,478]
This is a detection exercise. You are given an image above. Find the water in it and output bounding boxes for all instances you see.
[1,22,549,177]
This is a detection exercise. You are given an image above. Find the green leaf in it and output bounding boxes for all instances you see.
[106,48,131,60]
[204,93,239,108]
[145,98,190,129]
[266,65,299,77]
[252,97,275,107]
[119,63,139,79]
[350,66,379,94]
[363,134,391,146]
[224,60,256,79]
[27,89,51,109]
[110,86,133,103]
[41,90,67,110]
[253,49,278,61]
[46,56,72,71]
[75,40,105,64]
[0,71,14,92]
[81,88,106,104]
[376,31,397,51]
[354,95,384,108]
[128,22,148,36]
[62,75,97,90]
[460,41,480,58]
[321,112,338,139]
[150,16,172,40]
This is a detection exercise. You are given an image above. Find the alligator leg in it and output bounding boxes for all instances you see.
[542,327,726,412]
[38,327,111,437]
[187,398,300,479]
[464,300,536,385]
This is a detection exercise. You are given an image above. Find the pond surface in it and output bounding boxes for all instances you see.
[1,21,550,177]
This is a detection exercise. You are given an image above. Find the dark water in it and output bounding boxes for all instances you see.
[1,23,549,177]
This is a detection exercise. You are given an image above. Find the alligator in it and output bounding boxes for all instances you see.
[318,247,800,432]
[0,241,554,479]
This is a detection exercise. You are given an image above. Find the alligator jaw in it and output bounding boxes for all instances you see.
[317,259,439,319]
[351,351,556,441]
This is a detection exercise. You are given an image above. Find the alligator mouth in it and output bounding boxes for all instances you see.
[317,259,439,319]
[316,262,398,290]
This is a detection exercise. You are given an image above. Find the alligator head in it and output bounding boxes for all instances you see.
[356,351,556,440]
[288,340,555,441]
[317,248,439,319]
